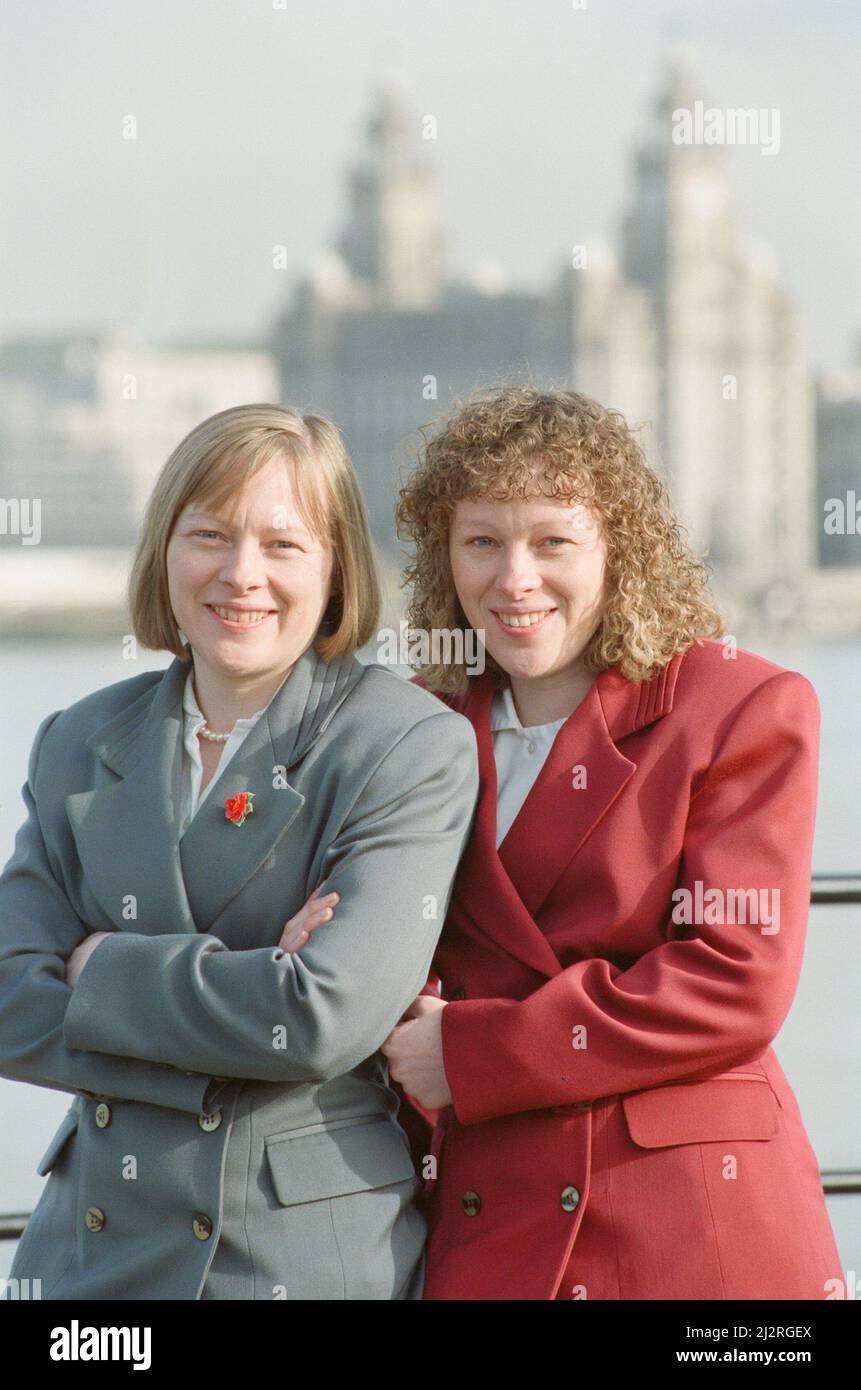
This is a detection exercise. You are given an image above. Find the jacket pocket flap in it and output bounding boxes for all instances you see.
[622,1077,780,1149]
[36,1106,80,1176]
[265,1119,417,1206]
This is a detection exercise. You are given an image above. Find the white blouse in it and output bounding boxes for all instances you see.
[490,684,568,849]
[179,667,289,837]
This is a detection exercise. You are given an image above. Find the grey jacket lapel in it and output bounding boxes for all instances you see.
[66,645,365,937]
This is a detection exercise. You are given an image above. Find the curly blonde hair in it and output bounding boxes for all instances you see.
[395,386,725,693]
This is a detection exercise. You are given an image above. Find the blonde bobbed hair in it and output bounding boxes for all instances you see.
[128,403,381,662]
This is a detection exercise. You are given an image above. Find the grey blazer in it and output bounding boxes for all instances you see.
[0,644,479,1299]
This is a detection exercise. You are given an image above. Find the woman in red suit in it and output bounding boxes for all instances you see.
[378,384,844,1300]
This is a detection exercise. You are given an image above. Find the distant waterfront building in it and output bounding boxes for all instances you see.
[0,336,134,547]
[94,338,280,523]
[620,51,817,615]
[0,333,279,547]
[271,56,838,629]
[2,56,859,636]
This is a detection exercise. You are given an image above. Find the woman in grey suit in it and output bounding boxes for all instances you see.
[0,403,479,1300]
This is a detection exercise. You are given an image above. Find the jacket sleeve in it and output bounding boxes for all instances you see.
[0,712,220,1115]
[63,712,480,1082]
[390,674,446,1136]
[439,670,821,1125]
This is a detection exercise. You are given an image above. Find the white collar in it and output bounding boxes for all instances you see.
[489,683,521,733]
[489,683,568,734]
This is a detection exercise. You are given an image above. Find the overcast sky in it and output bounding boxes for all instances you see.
[1,0,858,374]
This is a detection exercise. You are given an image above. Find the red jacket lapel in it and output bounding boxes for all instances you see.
[420,653,684,978]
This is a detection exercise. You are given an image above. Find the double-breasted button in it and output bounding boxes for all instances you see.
[462,1190,481,1217]
[94,1102,111,1128]
[449,987,466,1001]
[198,1109,222,1132]
[192,1214,213,1241]
[561,1186,581,1213]
[85,1206,106,1232]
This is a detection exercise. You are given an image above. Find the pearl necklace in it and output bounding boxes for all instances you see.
[198,722,232,743]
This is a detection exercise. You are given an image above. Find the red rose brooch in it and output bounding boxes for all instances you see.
[224,790,255,827]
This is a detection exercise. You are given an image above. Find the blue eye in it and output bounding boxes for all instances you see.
[467,536,568,547]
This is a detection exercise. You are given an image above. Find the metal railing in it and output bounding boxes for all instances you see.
[2,874,860,1241]
[808,874,861,1195]
[810,874,861,904]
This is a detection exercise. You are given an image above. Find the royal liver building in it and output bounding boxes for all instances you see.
[272,55,819,627]
[613,53,815,619]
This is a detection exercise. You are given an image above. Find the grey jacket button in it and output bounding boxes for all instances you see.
[95,1102,111,1128]
[85,1206,106,1232]
[462,1190,481,1216]
[561,1186,581,1212]
[192,1214,213,1241]
[198,1110,222,1131]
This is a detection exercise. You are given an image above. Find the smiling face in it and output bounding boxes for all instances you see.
[448,491,608,701]
[165,455,336,693]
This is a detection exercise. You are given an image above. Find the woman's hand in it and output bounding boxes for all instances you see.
[65,931,113,988]
[64,890,340,986]
[380,995,452,1110]
[277,884,340,954]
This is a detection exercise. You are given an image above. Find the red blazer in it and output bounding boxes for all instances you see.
[401,638,843,1299]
